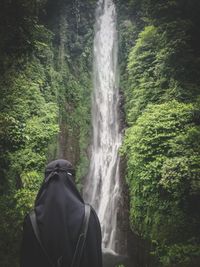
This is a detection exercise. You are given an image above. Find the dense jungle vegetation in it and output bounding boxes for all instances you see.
[0,0,95,266]
[119,0,200,266]
[0,0,200,267]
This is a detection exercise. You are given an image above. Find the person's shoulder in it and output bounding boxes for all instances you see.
[87,204,97,217]
[22,211,32,229]
[87,205,101,228]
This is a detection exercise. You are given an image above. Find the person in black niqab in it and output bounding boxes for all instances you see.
[20,159,102,267]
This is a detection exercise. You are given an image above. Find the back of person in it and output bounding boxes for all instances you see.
[20,159,102,267]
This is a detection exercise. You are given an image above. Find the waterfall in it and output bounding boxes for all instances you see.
[84,0,122,253]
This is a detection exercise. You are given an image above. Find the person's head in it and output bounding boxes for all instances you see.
[35,159,79,206]
[45,159,76,181]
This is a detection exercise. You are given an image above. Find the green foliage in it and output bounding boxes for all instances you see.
[125,22,200,125]
[0,1,94,265]
[119,19,137,71]
[0,3,59,265]
[126,25,161,123]
[121,100,200,265]
[0,195,22,267]
[154,242,200,266]
[119,2,200,264]
[52,1,94,184]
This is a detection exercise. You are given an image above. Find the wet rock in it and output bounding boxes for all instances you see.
[103,248,130,267]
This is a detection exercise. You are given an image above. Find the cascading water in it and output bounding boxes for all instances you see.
[84,0,122,254]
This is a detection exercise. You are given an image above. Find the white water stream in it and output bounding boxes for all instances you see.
[84,0,122,253]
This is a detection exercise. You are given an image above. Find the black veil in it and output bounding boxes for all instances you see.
[20,159,102,267]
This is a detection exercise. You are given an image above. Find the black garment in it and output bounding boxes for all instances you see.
[20,159,102,267]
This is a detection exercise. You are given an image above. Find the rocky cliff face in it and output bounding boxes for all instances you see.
[0,1,96,266]
[48,0,96,174]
